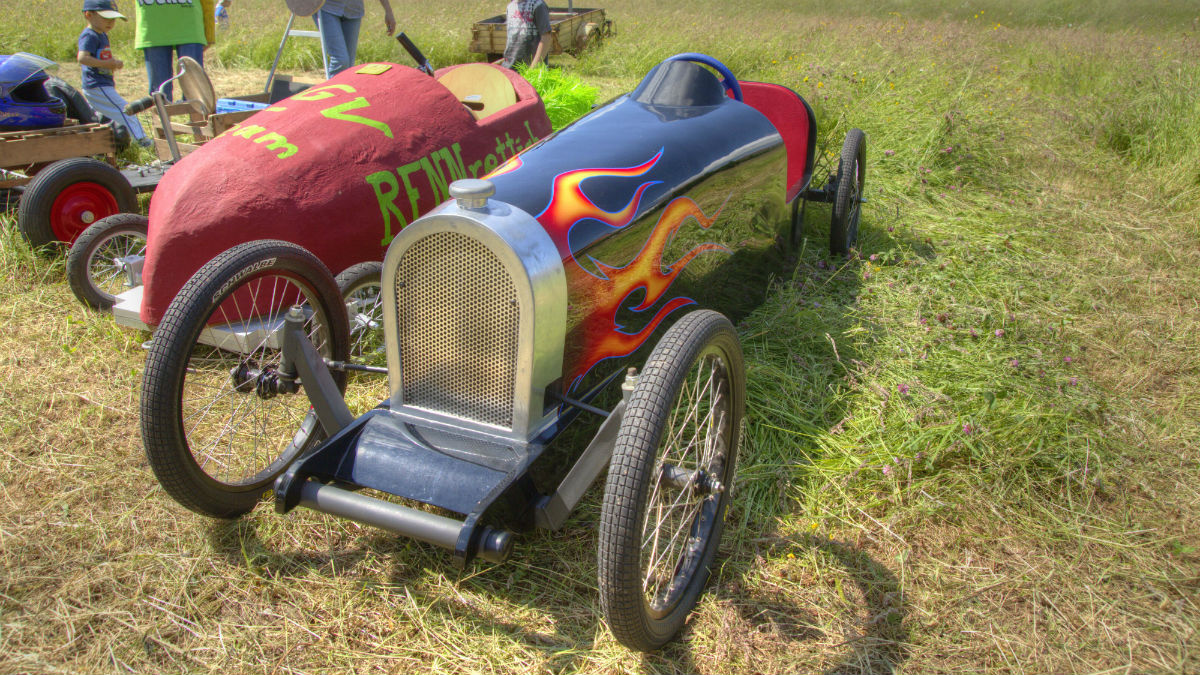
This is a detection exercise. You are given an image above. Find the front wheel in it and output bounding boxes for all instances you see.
[66,213,148,310]
[335,261,384,364]
[598,310,746,651]
[140,240,349,518]
[830,128,866,256]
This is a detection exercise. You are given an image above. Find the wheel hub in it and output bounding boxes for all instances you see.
[229,362,298,398]
[659,463,724,495]
[49,181,120,244]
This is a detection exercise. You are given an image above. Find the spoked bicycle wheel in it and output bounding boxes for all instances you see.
[335,261,390,414]
[66,213,148,310]
[140,240,349,518]
[335,261,384,364]
[598,309,746,651]
[830,128,866,256]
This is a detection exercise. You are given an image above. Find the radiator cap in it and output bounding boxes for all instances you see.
[449,178,495,210]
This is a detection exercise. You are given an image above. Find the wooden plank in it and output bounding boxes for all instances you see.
[208,110,258,137]
[0,123,116,168]
[0,176,31,189]
[156,138,199,158]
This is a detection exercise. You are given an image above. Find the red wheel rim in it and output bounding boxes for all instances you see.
[49,181,120,244]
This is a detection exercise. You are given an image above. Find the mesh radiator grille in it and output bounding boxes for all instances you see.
[396,231,519,428]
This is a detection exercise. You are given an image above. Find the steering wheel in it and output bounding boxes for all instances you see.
[663,53,743,102]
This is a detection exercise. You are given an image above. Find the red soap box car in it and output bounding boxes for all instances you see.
[85,60,551,326]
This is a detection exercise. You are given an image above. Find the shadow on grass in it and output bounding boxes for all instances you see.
[208,518,373,578]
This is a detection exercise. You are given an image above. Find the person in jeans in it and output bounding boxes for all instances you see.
[314,0,396,79]
[77,0,151,147]
[135,0,213,100]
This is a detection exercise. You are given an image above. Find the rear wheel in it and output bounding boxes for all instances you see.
[789,197,807,249]
[66,213,148,310]
[140,240,348,518]
[17,157,136,249]
[830,128,866,256]
[598,310,745,651]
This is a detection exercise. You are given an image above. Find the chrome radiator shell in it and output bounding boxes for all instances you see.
[380,198,567,441]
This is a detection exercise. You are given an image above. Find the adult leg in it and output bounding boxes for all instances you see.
[315,10,353,78]
[340,15,362,70]
[143,46,175,100]
[177,43,205,68]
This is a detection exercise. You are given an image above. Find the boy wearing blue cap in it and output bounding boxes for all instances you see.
[77,0,151,148]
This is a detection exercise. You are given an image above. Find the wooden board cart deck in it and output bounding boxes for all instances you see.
[0,123,117,189]
[469,6,612,61]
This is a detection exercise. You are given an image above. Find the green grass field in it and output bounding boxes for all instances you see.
[2,1,1199,672]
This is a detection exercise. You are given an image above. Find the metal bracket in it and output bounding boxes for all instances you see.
[281,308,353,436]
[534,399,625,530]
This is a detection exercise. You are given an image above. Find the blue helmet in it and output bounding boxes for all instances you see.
[0,53,67,131]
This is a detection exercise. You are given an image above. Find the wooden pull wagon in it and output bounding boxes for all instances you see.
[469,3,613,62]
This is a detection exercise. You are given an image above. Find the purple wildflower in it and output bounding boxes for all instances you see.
[884,149,895,156]
[969,328,978,337]
[1070,377,1078,386]
[882,465,891,475]
[817,259,828,269]
[887,226,895,232]
[897,383,909,395]
[869,254,878,262]
[962,423,973,434]
[1064,356,1072,363]
[994,329,1005,337]
[1010,358,1019,368]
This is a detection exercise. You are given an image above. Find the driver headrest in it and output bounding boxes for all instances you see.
[631,60,726,107]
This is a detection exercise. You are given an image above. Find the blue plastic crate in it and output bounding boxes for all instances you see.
[215,98,270,114]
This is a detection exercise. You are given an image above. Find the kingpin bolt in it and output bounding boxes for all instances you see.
[621,367,638,403]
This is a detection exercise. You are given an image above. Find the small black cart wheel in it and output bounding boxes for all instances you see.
[45,76,99,124]
[335,261,384,364]
[17,157,137,250]
[141,240,349,518]
[598,309,746,651]
[66,213,148,310]
[830,128,866,256]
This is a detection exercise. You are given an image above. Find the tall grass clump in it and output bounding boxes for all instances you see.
[516,64,598,130]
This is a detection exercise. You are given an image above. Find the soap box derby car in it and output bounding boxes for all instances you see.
[139,54,866,651]
[68,41,553,318]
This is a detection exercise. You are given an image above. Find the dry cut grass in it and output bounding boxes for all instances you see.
[2,1,1200,673]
